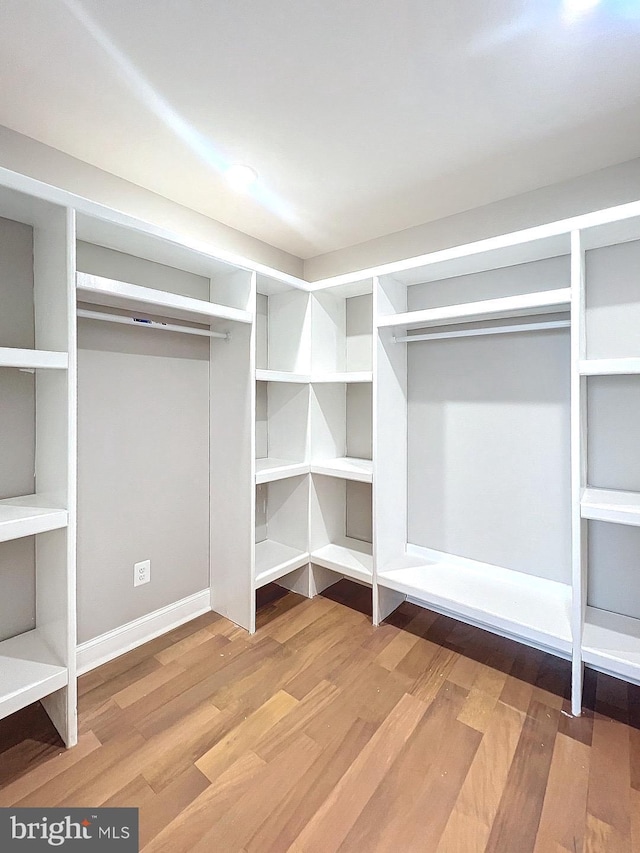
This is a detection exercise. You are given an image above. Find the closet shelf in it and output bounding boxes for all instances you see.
[0,495,68,543]
[256,458,309,484]
[0,629,68,721]
[377,548,572,654]
[311,538,373,584]
[256,369,311,383]
[254,540,310,588]
[579,358,640,375]
[581,488,640,527]
[310,457,373,483]
[77,272,252,326]
[583,607,640,684]
[311,372,373,384]
[0,347,68,370]
[376,288,571,331]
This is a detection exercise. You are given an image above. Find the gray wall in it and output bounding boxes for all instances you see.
[0,217,36,641]
[305,157,640,280]
[77,244,210,643]
[0,125,303,278]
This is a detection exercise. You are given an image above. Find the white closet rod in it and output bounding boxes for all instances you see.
[77,308,229,339]
[393,318,570,344]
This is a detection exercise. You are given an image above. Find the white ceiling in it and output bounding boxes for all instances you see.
[1,0,640,259]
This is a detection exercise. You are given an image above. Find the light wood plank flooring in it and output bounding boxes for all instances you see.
[1,580,639,851]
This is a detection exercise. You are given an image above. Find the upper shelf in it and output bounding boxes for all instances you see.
[77,273,252,326]
[377,288,571,331]
[581,487,640,527]
[0,495,68,543]
[579,358,640,376]
[256,369,372,384]
[0,348,68,370]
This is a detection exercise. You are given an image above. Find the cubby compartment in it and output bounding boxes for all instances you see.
[583,521,640,683]
[76,214,255,321]
[256,277,311,379]
[309,383,372,482]
[309,475,373,584]
[311,287,373,380]
[254,476,310,588]
[586,376,640,494]
[255,381,309,483]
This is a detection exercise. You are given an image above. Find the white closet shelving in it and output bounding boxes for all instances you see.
[374,237,575,697]
[75,208,257,638]
[0,182,76,745]
[2,164,640,739]
[575,214,640,688]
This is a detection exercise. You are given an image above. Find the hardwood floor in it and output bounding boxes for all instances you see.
[1,580,639,851]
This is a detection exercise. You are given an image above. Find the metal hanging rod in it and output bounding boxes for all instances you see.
[393,318,570,344]
[77,308,230,340]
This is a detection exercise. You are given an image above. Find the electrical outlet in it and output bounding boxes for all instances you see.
[134,559,151,587]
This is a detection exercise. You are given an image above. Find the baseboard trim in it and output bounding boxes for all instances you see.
[76,589,211,675]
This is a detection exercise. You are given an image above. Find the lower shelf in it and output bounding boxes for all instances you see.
[582,607,640,684]
[581,487,640,527]
[377,547,572,654]
[255,539,310,588]
[0,495,68,543]
[311,537,373,585]
[255,458,309,484]
[0,629,68,721]
[310,457,373,483]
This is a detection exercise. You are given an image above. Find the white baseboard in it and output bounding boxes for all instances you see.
[76,589,211,675]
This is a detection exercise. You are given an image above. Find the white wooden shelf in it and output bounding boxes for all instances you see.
[255,458,309,484]
[581,488,640,527]
[311,537,373,584]
[310,457,373,483]
[377,548,572,654]
[256,369,311,383]
[579,358,640,375]
[254,539,310,588]
[583,607,640,684]
[0,347,68,370]
[377,288,571,331]
[0,495,68,543]
[77,272,252,325]
[0,629,68,721]
[311,372,373,384]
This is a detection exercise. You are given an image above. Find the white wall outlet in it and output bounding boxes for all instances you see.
[134,559,151,587]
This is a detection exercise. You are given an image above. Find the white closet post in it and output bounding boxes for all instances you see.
[210,271,257,631]
[570,230,587,716]
[373,275,408,625]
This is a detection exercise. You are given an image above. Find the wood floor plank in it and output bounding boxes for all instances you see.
[587,712,632,848]
[139,766,210,849]
[437,700,525,852]
[287,692,429,853]
[533,732,590,853]
[339,683,474,853]
[195,690,299,782]
[192,735,323,852]
[484,700,560,853]
[0,731,101,806]
[145,752,267,852]
[247,718,376,853]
